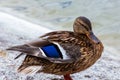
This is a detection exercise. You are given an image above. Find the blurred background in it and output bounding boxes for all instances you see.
[0,0,120,80]
[0,0,119,51]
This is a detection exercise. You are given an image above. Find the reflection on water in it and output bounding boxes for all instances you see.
[0,0,120,52]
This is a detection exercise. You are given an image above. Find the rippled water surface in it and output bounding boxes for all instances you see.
[0,0,120,53]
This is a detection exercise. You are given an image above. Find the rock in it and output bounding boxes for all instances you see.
[0,50,6,58]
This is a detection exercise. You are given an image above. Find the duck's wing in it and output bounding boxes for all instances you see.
[7,31,81,63]
[7,39,51,57]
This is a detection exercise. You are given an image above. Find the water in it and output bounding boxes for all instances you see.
[0,0,119,52]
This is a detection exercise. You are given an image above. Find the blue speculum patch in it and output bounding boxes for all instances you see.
[41,44,63,58]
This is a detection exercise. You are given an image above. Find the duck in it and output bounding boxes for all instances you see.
[7,16,104,80]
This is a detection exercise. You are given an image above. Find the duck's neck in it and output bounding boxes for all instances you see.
[64,74,73,80]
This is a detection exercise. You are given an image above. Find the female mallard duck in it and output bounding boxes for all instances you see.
[7,16,104,80]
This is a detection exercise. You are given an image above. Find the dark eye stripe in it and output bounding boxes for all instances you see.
[76,19,91,31]
[79,23,89,31]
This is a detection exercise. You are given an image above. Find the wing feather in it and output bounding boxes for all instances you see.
[7,31,80,63]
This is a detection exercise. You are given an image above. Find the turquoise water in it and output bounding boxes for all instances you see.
[0,0,120,51]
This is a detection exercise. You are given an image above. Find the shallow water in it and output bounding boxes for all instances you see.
[0,0,120,53]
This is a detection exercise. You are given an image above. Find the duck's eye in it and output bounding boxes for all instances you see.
[97,42,100,44]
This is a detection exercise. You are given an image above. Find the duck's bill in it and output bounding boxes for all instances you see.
[88,32,100,44]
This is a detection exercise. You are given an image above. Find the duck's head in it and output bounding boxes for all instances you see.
[73,16,100,44]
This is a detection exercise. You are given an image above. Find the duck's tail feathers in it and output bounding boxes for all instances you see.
[7,45,41,57]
